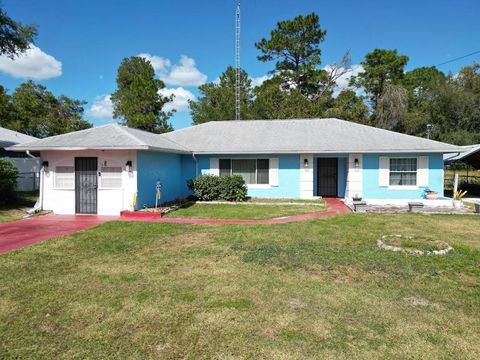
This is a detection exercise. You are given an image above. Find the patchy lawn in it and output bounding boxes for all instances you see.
[0,192,38,223]
[0,214,479,358]
[165,202,325,220]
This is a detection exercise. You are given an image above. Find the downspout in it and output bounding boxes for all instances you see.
[26,150,43,215]
[192,152,198,177]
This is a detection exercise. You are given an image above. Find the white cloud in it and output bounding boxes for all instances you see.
[158,87,195,112]
[250,74,272,87]
[0,45,62,80]
[139,53,207,87]
[138,53,171,74]
[87,95,114,120]
[323,64,364,96]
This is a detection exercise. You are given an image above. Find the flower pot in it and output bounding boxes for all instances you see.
[425,192,438,200]
[453,199,463,208]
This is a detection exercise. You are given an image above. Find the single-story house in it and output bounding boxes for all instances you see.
[0,126,40,191]
[8,118,461,215]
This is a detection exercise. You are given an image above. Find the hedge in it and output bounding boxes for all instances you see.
[188,175,247,202]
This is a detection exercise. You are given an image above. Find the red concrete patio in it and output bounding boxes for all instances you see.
[0,215,118,254]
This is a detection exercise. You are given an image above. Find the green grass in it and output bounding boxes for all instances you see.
[0,191,38,223]
[0,214,480,358]
[165,202,325,220]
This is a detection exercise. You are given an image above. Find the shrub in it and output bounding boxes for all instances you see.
[188,174,247,202]
[188,175,221,201]
[0,158,19,204]
[218,175,247,201]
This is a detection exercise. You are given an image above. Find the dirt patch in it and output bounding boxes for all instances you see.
[404,296,442,309]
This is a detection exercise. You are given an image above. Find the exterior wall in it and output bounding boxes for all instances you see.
[197,154,300,198]
[345,154,363,199]
[362,153,444,203]
[136,151,192,208]
[299,154,314,199]
[41,150,137,215]
[313,154,348,198]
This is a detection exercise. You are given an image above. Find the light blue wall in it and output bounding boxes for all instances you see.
[313,154,348,197]
[196,154,300,198]
[136,151,192,208]
[363,153,444,199]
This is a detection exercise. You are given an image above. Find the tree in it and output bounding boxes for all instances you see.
[0,158,19,204]
[8,80,91,137]
[251,76,319,119]
[0,85,13,127]
[351,49,409,109]
[0,8,37,57]
[255,13,327,98]
[111,56,173,133]
[189,66,254,124]
[375,84,408,130]
[323,90,369,124]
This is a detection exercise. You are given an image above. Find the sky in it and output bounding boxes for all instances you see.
[0,0,479,129]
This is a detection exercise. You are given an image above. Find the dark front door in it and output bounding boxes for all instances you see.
[75,157,98,214]
[317,158,338,197]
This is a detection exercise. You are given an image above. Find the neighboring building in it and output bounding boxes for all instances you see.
[444,144,480,168]
[8,118,461,215]
[0,126,40,191]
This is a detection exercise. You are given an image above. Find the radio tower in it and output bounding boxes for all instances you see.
[235,0,241,120]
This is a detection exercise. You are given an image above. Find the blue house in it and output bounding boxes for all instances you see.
[9,118,460,215]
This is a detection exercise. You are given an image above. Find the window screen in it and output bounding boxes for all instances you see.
[55,166,74,189]
[219,159,231,176]
[219,159,270,184]
[256,159,270,184]
[389,158,417,186]
[100,166,122,188]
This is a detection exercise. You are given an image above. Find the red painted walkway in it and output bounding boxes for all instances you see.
[121,198,352,224]
[0,215,117,254]
[0,199,350,254]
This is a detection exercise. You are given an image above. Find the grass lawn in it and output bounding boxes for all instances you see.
[0,192,38,223]
[165,202,326,220]
[1,214,480,358]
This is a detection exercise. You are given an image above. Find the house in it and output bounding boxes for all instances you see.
[0,126,40,191]
[8,118,461,215]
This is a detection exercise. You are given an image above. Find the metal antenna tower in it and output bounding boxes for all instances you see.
[235,0,241,120]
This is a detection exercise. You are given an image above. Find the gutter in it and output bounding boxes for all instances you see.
[25,150,43,215]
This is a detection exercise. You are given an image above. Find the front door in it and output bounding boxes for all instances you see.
[75,157,98,214]
[317,158,338,197]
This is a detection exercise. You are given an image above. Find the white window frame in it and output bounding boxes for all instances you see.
[388,157,418,190]
[219,158,270,186]
[99,166,123,189]
[54,166,75,190]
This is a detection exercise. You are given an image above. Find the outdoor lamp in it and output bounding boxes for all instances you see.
[126,160,133,172]
[354,158,359,169]
[304,158,309,168]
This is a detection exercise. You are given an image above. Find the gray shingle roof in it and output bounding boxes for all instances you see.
[0,126,37,148]
[7,118,461,154]
[163,118,461,154]
[7,124,189,153]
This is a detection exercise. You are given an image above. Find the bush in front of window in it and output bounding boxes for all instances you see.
[188,175,221,201]
[188,174,247,202]
[0,158,19,204]
[218,175,247,202]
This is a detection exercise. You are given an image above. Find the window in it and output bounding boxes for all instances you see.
[219,159,270,185]
[389,158,417,186]
[55,166,74,189]
[100,166,122,188]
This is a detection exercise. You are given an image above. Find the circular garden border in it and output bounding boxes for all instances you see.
[377,235,454,255]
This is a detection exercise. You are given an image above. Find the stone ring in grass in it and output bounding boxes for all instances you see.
[377,235,454,255]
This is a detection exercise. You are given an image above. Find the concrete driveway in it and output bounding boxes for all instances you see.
[0,214,118,254]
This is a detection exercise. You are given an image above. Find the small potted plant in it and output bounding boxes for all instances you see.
[453,190,467,208]
[424,188,438,200]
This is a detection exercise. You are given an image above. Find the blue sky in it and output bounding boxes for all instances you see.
[0,0,479,129]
